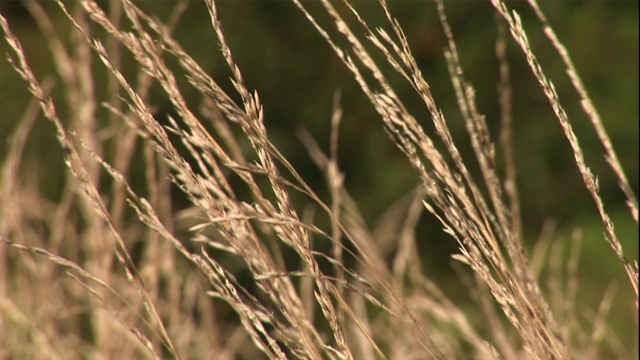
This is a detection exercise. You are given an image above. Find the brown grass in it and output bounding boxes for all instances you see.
[0,1,637,359]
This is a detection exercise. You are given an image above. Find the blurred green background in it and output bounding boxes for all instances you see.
[0,0,637,353]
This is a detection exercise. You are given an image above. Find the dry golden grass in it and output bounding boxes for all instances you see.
[0,1,637,359]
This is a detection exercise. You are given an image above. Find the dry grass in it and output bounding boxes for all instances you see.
[0,1,637,359]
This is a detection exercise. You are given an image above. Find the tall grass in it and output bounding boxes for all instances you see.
[0,1,637,359]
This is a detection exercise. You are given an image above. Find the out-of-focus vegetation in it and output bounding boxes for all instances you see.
[2,2,636,277]
[2,1,637,226]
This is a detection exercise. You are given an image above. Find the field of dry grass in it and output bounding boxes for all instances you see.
[0,1,637,359]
